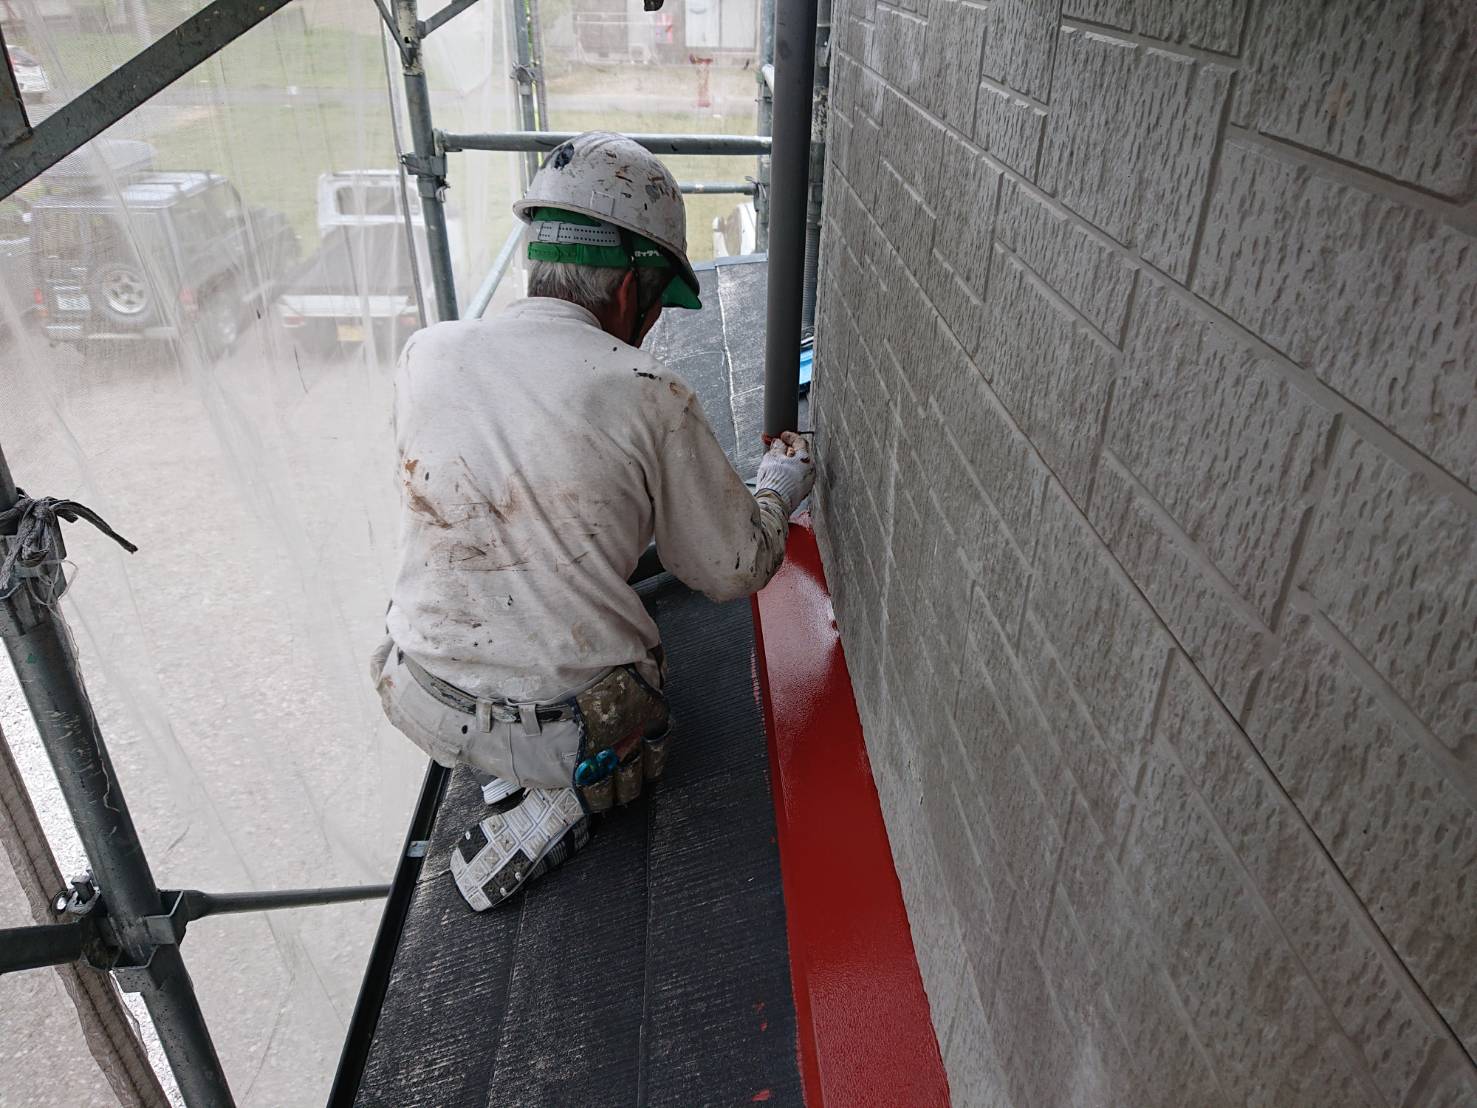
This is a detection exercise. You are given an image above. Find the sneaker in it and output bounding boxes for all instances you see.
[480,774,520,806]
[449,787,588,911]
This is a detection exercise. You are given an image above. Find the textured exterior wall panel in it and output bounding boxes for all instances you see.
[1161,659,1473,1106]
[1193,141,1477,485]
[1063,0,1247,53]
[808,0,1477,1099]
[1104,278,1334,626]
[979,250,1117,498]
[931,133,1002,301]
[980,0,1061,101]
[994,177,1134,340]
[920,0,990,131]
[1250,605,1477,1058]
[974,84,1047,181]
[1040,29,1230,280]
[1232,0,1476,197]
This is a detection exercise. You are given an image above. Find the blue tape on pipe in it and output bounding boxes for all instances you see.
[798,343,813,392]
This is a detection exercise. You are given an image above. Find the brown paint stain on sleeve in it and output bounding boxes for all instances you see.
[404,483,453,529]
[488,481,524,523]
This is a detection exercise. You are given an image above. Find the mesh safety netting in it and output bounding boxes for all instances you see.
[0,0,763,1103]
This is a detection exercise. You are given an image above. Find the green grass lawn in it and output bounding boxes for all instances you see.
[59,22,758,273]
[141,95,758,267]
[45,19,383,94]
[148,100,397,245]
[41,13,399,245]
[546,61,760,104]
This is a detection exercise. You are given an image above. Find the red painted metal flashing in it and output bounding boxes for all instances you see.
[751,516,951,1108]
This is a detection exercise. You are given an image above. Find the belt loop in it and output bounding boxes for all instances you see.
[476,699,494,733]
[519,703,541,737]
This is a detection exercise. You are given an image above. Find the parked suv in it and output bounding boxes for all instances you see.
[276,171,428,358]
[32,171,300,354]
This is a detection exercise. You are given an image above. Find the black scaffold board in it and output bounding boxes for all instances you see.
[352,576,803,1108]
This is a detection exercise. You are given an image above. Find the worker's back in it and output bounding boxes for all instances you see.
[386,296,699,703]
[374,133,810,918]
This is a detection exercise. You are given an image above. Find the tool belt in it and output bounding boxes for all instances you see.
[568,665,671,814]
[402,652,578,734]
[401,652,670,814]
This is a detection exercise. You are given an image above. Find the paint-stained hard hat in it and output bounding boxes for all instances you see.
[513,131,700,307]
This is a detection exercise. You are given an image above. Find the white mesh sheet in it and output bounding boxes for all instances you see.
[0,0,762,1101]
[0,2,514,1104]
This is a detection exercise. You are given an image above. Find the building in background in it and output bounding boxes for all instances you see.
[570,0,756,64]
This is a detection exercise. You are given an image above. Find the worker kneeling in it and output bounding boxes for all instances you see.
[371,132,815,911]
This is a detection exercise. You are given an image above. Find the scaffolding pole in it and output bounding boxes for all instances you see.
[442,130,771,155]
[762,0,818,436]
[0,442,234,1108]
[528,0,550,132]
[756,0,775,249]
[507,0,541,185]
[467,223,525,318]
[0,725,168,1107]
[800,0,830,337]
[394,0,460,323]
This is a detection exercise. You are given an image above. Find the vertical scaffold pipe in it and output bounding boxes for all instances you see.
[0,440,234,1108]
[799,0,829,337]
[761,0,818,437]
[396,0,459,322]
[756,0,775,249]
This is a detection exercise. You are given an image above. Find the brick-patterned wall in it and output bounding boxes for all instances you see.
[807,1,1477,1103]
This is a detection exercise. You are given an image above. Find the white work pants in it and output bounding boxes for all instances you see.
[370,637,582,790]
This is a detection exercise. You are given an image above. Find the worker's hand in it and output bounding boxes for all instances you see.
[755,431,815,514]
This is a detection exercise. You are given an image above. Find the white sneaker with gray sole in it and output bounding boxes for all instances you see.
[449,786,588,911]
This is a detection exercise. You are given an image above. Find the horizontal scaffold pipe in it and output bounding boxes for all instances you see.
[440,131,772,156]
[680,180,757,194]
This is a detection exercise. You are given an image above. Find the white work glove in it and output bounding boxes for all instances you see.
[755,431,815,515]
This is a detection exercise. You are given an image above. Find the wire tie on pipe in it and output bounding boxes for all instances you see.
[0,489,137,601]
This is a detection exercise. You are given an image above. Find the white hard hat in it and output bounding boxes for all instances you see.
[513,131,700,305]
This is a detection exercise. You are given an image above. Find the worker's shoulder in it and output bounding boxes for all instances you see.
[588,341,697,404]
[397,317,482,362]
[400,316,698,413]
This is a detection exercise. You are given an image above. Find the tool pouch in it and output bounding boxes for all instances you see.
[571,665,670,814]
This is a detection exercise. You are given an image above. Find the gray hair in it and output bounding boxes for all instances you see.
[526,254,670,316]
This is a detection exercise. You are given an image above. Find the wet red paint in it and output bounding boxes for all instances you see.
[752,516,951,1108]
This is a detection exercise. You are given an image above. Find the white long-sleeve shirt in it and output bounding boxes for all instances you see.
[386,296,789,702]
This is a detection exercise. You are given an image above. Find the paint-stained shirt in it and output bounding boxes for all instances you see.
[386,296,790,702]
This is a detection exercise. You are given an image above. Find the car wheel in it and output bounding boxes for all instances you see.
[94,264,155,328]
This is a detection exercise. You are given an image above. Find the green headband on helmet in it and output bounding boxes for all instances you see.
[527,208,702,310]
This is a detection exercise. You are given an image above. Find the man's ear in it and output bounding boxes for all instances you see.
[614,269,640,323]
